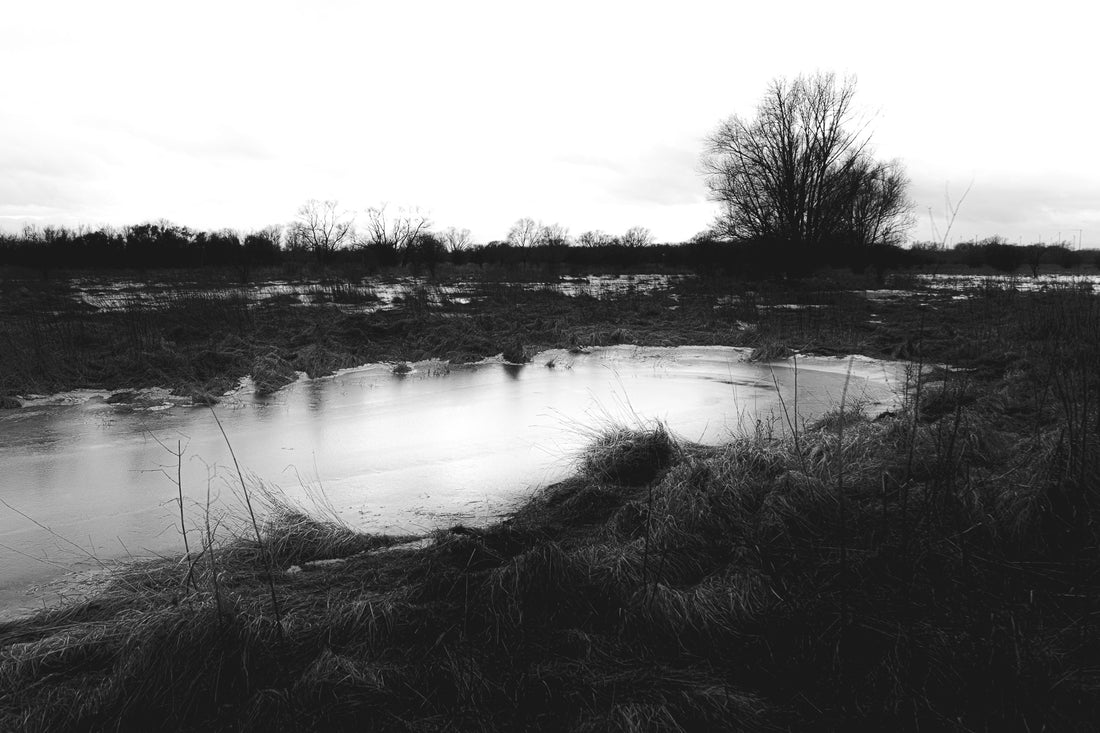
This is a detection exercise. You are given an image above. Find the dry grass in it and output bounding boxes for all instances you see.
[2,281,1099,730]
[4,371,1096,730]
[249,352,297,395]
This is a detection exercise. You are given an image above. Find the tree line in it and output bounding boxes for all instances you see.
[0,221,283,278]
[4,216,1091,278]
[0,208,660,277]
[2,73,1094,277]
[284,202,655,264]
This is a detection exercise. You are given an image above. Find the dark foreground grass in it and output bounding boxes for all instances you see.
[2,280,1099,730]
[3,349,1099,730]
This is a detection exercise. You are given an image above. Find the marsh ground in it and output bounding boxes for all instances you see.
[1,267,1098,730]
[1,265,1070,401]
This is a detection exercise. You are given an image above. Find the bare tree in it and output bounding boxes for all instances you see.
[361,204,433,259]
[690,229,722,244]
[440,226,473,253]
[289,200,354,261]
[702,72,911,248]
[621,226,653,248]
[238,225,283,280]
[403,231,448,277]
[506,217,541,248]
[577,230,614,247]
[284,223,307,255]
[539,222,571,247]
[840,156,912,247]
[243,225,283,263]
[254,224,284,250]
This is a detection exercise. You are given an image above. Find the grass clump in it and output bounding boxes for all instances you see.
[249,352,297,395]
[581,424,677,486]
[500,340,530,364]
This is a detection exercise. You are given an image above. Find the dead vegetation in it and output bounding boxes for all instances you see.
[1,274,1098,730]
[3,310,1099,729]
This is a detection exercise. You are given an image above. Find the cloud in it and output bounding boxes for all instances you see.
[77,114,276,164]
[909,175,1100,244]
[0,145,107,219]
[556,144,707,207]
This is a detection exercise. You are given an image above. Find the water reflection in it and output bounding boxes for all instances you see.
[305,378,327,412]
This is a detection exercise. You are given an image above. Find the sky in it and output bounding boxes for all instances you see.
[2,0,1098,246]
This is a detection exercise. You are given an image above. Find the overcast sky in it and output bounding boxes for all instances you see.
[2,1,1097,246]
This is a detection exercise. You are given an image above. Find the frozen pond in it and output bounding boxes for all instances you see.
[0,346,908,618]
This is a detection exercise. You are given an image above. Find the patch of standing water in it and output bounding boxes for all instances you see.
[65,273,686,313]
[0,345,907,619]
[907,272,1099,293]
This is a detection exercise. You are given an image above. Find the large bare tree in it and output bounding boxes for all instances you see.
[440,226,473,253]
[702,72,911,248]
[621,226,653,248]
[577,230,614,247]
[840,155,912,247]
[289,200,354,261]
[539,222,571,247]
[506,217,540,248]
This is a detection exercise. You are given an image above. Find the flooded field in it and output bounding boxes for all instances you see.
[907,272,1100,293]
[65,273,689,313]
[59,271,1099,315]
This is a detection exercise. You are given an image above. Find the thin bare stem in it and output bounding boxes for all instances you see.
[937,179,974,249]
[771,366,808,475]
[172,440,193,561]
[204,477,225,623]
[836,356,854,621]
[0,498,108,570]
[208,406,284,636]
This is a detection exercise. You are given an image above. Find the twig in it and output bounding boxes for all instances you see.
[771,358,808,474]
[204,476,226,624]
[0,498,108,570]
